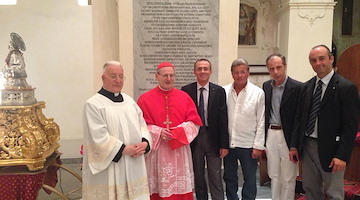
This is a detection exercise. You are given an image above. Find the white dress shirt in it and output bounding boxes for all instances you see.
[223,81,265,150]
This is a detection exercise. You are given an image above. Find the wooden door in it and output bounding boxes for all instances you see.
[336,43,360,92]
[336,43,360,181]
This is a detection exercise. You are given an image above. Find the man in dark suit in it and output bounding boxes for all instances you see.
[181,58,229,200]
[290,45,360,200]
[263,54,302,200]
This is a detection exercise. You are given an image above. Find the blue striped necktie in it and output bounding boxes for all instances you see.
[305,80,323,136]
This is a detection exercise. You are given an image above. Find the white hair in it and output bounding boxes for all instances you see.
[102,61,122,73]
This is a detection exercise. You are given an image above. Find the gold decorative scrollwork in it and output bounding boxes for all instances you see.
[0,101,60,171]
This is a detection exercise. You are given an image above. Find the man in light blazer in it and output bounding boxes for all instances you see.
[290,45,360,200]
[263,54,302,200]
[181,58,229,200]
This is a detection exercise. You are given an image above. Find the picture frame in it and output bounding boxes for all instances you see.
[238,3,257,45]
[249,64,268,75]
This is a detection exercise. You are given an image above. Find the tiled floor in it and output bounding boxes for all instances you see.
[37,159,271,200]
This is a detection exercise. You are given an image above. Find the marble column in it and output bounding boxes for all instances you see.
[275,0,336,82]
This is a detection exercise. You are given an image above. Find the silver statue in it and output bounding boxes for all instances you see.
[2,32,30,89]
[0,33,36,106]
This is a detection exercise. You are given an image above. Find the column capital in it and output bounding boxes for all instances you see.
[288,1,337,8]
[286,1,337,27]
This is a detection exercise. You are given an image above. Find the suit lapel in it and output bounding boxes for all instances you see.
[189,83,198,107]
[281,78,293,106]
[298,77,316,125]
[265,82,272,109]
[208,83,215,115]
[320,73,338,107]
[305,77,317,108]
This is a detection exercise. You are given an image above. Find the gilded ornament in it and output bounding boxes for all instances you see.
[0,33,60,171]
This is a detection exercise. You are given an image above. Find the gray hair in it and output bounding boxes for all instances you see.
[266,53,286,66]
[231,58,249,71]
[103,61,122,73]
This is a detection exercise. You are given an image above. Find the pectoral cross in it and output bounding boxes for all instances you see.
[163,117,172,129]
[163,95,172,129]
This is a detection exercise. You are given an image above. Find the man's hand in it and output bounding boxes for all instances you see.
[329,158,347,173]
[123,142,148,157]
[132,142,148,157]
[252,148,262,159]
[289,148,299,163]
[122,145,138,156]
[160,128,173,141]
[219,148,229,158]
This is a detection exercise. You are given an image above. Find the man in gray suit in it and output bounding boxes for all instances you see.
[182,58,229,200]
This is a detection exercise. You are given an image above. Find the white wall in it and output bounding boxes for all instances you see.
[0,0,93,158]
[218,0,240,86]
[280,1,336,82]
[92,0,119,92]
[117,0,134,96]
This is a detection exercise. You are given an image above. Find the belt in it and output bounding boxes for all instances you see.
[269,124,282,130]
[306,136,317,142]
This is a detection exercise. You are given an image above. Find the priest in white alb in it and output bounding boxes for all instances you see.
[82,61,151,200]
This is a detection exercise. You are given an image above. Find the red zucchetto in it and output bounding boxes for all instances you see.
[157,62,174,69]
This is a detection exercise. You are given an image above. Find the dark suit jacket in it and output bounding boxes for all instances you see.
[181,82,229,154]
[263,77,302,149]
[291,73,360,172]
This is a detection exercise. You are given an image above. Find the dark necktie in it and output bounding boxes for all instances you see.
[305,80,323,136]
[199,87,205,126]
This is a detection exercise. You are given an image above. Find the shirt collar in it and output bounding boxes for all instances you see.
[317,69,334,86]
[197,82,209,91]
[98,87,124,102]
[270,76,288,88]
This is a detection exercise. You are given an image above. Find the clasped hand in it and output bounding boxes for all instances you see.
[123,141,148,157]
[160,128,173,142]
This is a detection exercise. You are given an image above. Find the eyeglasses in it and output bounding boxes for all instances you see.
[109,74,126,80]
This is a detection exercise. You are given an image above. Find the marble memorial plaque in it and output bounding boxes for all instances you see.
[133,0,219,99]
